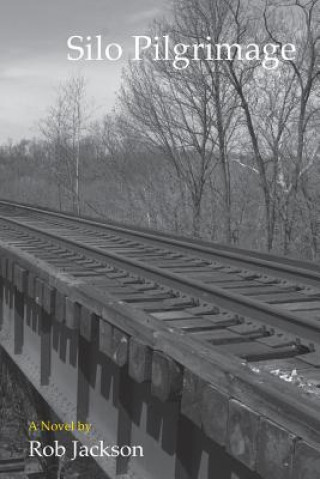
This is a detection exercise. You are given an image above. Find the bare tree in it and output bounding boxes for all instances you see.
[200,0,320,253]
[172,0,241,242]
[263,0,320,254]
[41,75,88,215]
[120,22,222,237]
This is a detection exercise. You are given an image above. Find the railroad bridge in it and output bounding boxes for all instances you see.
[0,200,320,479]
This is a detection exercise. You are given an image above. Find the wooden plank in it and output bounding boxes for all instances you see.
[112,328,129,367]
[54,290,66,323]
[101,286,139,294]
[293,441,320,479]
[79,307,98,341]
[40,311,51,386]
[216,280,263,288]
[35,277,44,307]
[172,267,216,273]
[128,337,152,383]
[163,318,223,330]
[181,370,205,427]
[278,301,320,311]
[228,322,265,335]
[14,290,24,355]
[13,264,27,293]
[27,272,35,299]
[151,311,193,320]
[184,272,235,281]
[251,357,315,373]
[256,292,320,304]
[115,293,171,302]
[77,333,92,422]
[227,399,260,471]
[199,313,238,326]
[217,342,299,361]
[186,304,219,315]
[65,298,80,330]
[151,351,183,402]
[150,260,198,268]
[99,319,113,357]
[257,418,296,479]
[190,329,245,344]
[290,351,320,367]
[6,258,13,283]
[257,334,296,348]
[0,255,6,279]
[201,384,229,446]
[43,284,56,315]
[230,286,293,295]
[112,291,171,304]
[7,282,13,310]
[131,301,172,312]
[164,297,195,308]
[0,278,3,329]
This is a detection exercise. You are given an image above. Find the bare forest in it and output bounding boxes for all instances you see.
[1,0,320,259]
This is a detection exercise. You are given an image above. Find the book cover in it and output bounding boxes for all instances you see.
[0,1,320,478]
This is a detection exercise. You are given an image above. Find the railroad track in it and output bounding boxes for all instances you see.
[1,199,320,285]
[1,200,320,391]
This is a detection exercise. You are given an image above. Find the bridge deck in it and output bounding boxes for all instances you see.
[0,201,319,479]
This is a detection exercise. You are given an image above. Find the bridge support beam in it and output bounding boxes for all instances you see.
[0,244,320,479]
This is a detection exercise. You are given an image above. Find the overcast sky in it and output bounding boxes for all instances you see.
[0,0,168,142]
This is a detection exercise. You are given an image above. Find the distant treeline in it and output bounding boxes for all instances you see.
[1,0,320,260]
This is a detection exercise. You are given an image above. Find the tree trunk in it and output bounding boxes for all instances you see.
[75,140,80,217]
[214,66,232,244]
[192,197,202,237]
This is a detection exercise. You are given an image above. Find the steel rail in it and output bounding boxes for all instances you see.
[0,214,320,346]
[0,199,320,286]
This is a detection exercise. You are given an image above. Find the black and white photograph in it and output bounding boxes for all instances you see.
[0,0,320,478]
